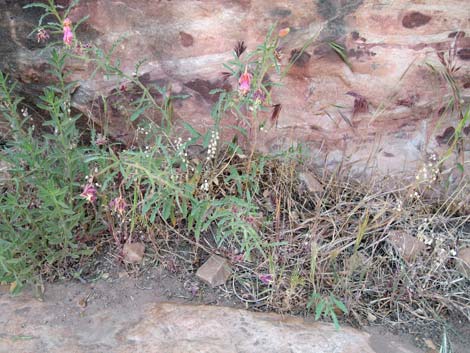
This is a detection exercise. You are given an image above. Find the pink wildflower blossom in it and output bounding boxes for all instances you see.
[259,274,273,285]
[36,28,50,43]
[231,253,244,263]
[63,18,73,46]
[95,133,108,146]
[252,89,266,104]
[109,195,128,215]
[238,67,252,95]
[80,183,97,203]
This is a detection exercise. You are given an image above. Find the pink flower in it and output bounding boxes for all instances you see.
[231,253,244,263]
[259,274,273,285]
[109,195,128,215]
[252,89,266,104]
[80,183,97,203]
[95,133,108,146]
[63,18,73,46]
[36,28,50,43]
[238,67,252,95]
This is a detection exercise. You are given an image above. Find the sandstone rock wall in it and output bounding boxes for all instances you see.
[1,0,469,177]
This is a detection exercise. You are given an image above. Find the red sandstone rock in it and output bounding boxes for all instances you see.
[0,295,426,353]
[196,255,232,287]
[1,0,469,178]
[123,242,145,264]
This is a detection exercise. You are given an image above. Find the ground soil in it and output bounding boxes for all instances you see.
[2,252,469,353]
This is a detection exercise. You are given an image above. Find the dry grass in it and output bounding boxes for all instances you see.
[183,150,470,328]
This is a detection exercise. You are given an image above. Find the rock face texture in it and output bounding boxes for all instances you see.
[1,0,469,176]
[121,304,383,353]
[0,292,424,353]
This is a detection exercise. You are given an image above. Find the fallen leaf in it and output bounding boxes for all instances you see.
[101,273,110,280]
[388,231,425,262]
[118,271,129,279]
[298,172,324,193]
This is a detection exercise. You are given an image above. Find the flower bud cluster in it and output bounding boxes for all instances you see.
[207,130,219,160]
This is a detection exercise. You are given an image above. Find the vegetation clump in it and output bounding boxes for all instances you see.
[0,1,468,347]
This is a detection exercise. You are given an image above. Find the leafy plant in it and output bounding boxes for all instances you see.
[210,24,316,172]
[0,50,98,291]
[307,292,348,330]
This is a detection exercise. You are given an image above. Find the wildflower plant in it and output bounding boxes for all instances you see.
[25,0,85,48]
[210,25,316,181]
[0,53,98,291]
[214,27,287,138]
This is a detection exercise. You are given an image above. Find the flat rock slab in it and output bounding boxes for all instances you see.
[0,293,424,353]
[122,304,376,353]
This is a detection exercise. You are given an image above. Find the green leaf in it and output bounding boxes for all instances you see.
[209,88,225,95]
[142,192,158,214]
[314,300,326,320]
[228,125,248,137]
[181,122,201,138]
[307,294,318,309]
[162,197,173,221]
[332,296,348,314]
[73,15,90,31]
[149,206,158,224]
[328,41,352,70]
[23,3,51,10]
[202,129,212,148]
[176,196,188,218]
[188,213,194,231]
[130,105,148,121]
[331,311,340,330]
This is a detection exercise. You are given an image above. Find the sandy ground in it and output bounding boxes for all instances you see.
[0,265,435,353]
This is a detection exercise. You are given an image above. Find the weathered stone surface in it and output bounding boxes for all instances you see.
[0,293,425,353]
[196,254,232,287]
[121,304,375,353]
[1,0,469,178]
